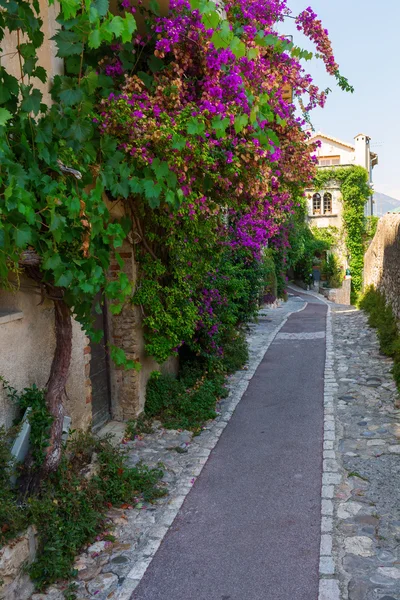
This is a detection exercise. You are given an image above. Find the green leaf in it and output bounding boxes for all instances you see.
[143,180,162,207]
[55,271,73,287]
[247,47,259,60]
[137,71,154,91]
[107,15,124,37]
[147,55,165,73]
[0,108,12,126]
[21,88,42,115]
[14,224,32,247]
[202,10,219,29]
[59,80,84,106]
[152,160,170,179]
[234,113,248,134]
[187,117,205,136]
[43,254,62,270]
[67,119,93,142]
[93,0,109,16]
[149,0,160,15]
[53,30,83,57]
[33,66,47,83]
[129,177,143,194]
[165,189,176,205]
[211,116,230,138]
[172,135,186,150]
[211,20,233,49]
[121,13,137,43]
[60,0,81,18]
[230,36,246,58]
[88,28,102,49]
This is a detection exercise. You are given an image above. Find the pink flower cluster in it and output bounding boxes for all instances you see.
[295,7,339,76]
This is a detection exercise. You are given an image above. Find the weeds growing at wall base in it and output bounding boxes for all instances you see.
[359,286,400,393]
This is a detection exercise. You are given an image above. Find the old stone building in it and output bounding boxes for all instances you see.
[0,4,175,433]
[306,131,379,227]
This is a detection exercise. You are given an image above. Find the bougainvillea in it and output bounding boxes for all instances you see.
[94,0,349,362]
[0,0,349,470]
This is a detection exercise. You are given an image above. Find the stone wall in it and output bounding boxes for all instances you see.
[0,526,37,600]
[364,213,400,320]
[107,240,178,420]
[320,278,351,305]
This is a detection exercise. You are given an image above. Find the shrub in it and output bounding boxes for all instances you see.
[0,425,165,589]
[144,334,248,431]
[0,428,29,546]
[261,249,278,303]
[220,330,249,374]
[359,286,400,394]
[145,372,219,430]
[322,253,343,289]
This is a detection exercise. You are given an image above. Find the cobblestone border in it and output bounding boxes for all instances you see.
[117,299,308,600]
[319,303,341,600]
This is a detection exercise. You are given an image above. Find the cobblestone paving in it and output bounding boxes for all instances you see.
[32,298,304,600]
[331,306,400,600]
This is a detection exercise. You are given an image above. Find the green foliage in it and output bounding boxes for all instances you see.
[144,330,248,430]
[359,286,400,393]
[0,0,141,367]
[0,379,53,467]
[261,248,278,303]
[220,330,249,373]
[322,253,343,289]
[0,427,29,546]
[365,216,379,244]
[145,371,220,430]
[312,226,340,247]
[125,415,154,440]
[0,431,165,589]
[314,167,371,302]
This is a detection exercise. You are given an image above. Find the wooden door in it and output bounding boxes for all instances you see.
[90,297,111,430]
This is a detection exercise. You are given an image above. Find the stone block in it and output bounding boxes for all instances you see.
[0,526,37,600]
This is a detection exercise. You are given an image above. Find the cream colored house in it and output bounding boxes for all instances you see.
[305,132,378,225]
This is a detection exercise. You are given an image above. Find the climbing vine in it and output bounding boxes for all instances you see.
[313,166,371,301]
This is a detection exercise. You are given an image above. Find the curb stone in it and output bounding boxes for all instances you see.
[319,303,341,600]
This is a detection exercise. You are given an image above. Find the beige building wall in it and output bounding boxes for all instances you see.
[364,213,400,320]
[1,1,63,106]
[0,278,91,430]
[306,183,344,230]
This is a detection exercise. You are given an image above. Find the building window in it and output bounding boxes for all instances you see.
[318,156,340,166]
[323,192,332,215]
[312,193,322,215]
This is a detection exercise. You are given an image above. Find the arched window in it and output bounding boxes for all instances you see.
[323,192,332,215]
[312,193,321,215]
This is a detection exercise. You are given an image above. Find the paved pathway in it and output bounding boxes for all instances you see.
[40,292,400,600]
[330,306,400,600]
[131,298,327,600]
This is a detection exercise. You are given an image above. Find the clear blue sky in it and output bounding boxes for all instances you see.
[282,0,400,200]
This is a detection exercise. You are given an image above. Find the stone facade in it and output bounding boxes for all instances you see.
[107,240,178,421]
[364,213,400,319]
[0,526,37,600]
[320,278,351,306]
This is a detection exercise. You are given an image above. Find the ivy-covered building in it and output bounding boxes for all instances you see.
[306,131,378,224]
[303,132,378,302]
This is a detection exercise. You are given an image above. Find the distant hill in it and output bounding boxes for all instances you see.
[373,192,400,217]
